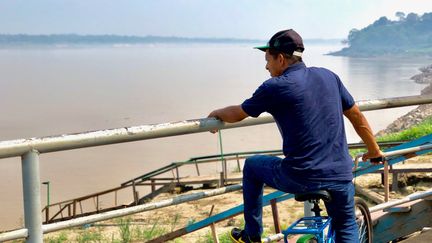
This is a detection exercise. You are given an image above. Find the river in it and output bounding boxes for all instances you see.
[0,43,431,230]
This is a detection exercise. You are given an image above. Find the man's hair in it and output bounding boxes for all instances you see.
[268,48,303,63]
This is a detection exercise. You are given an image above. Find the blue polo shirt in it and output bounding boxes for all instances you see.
[241,62,355,181]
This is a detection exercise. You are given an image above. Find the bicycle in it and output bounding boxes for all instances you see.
[276,143,430,243]
[281,190,373,243]
[281,151,381,243]
[279,151,390,243]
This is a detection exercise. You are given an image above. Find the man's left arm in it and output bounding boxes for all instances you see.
[208,105,249,123]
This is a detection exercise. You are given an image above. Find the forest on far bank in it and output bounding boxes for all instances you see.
[330,12,432,57]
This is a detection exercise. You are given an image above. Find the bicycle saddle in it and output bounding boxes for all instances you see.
[295,190,332,203]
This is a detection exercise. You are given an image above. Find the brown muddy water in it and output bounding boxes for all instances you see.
[0,43,431,230]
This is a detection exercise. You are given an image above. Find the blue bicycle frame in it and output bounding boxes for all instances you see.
[282,216,335,243]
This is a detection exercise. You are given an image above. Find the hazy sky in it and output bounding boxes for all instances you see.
[1,0,431,39]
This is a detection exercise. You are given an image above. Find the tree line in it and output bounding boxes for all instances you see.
[331,12,432,56]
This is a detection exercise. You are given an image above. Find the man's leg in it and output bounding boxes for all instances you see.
[242,155,306,238]
[242,155,279,238]
[323,182,358,243]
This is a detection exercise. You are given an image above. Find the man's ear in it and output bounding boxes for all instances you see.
[278,53,285,64]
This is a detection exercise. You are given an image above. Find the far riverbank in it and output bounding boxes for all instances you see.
[376,64,432,136]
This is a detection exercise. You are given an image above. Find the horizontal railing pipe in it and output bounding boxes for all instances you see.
[0,95,430,159]
[357,95,432,111]
[0,229,28,242]
[369,188,432,213]
[382,144,432,157]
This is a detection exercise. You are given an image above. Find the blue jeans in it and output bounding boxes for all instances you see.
[243,155,358,243]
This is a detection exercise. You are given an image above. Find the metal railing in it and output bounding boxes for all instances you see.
[0,94,431,242]
[40,141,404,224]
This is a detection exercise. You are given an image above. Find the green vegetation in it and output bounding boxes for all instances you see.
[116,218,132,243]
[76,229,104,243]
[133,219,167,241]
[377,116,432,142]
[46,232,68,243]
[40,217,171,243]
[350,116,432,157]
[331,12,432,57]
[198,230,232,243]
[377,117,432,141]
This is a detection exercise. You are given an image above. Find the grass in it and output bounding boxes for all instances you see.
[198,227,247,243]
[76,228,103,243]
[349,116,432,157]
[133,219,167,241]
[116,218,132,243]
[377,116,432,142]
[45,232,68,243]
[41,216,173,243]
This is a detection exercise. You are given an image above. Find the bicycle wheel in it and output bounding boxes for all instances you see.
[354,197,373,243]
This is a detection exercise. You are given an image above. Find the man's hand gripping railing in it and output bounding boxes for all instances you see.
[353,153,384,172]
[353,143,432,171]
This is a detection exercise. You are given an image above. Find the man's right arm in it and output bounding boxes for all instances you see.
[343,104,383,161]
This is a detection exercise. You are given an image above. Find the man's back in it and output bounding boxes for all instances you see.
[243,62,355,181]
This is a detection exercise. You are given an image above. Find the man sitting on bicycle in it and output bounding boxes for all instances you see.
[207,29,383,243]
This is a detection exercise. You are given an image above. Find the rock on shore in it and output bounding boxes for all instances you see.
[375,64,432,136]
[411,64,432,84]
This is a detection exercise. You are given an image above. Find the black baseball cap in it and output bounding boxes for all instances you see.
[255,29,305,57]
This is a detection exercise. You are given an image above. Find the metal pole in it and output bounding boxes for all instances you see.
[383,161,390,202]
[218,131,226,186]
[303,201,314,226]
[304,201,313,217]
[21,150,43,243]
[0,95,430,160]
[195,162,200,176]
[369,188,432,213]
[208,205,220,243]
[42,181,50,207]
[270,199,281,233]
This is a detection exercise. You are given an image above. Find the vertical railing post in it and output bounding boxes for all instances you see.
[195,161,200,176]
[132,181,138,205]
[45,206,49,223]
[218,131,226,186]
[175,166,180,183]
[384,161,390,202]
[151,179,156,193]
[21,150,43,243]
[208,205,220,243]
[270,199,281,233]
[96,196,100,213]
[73,200,77,217]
